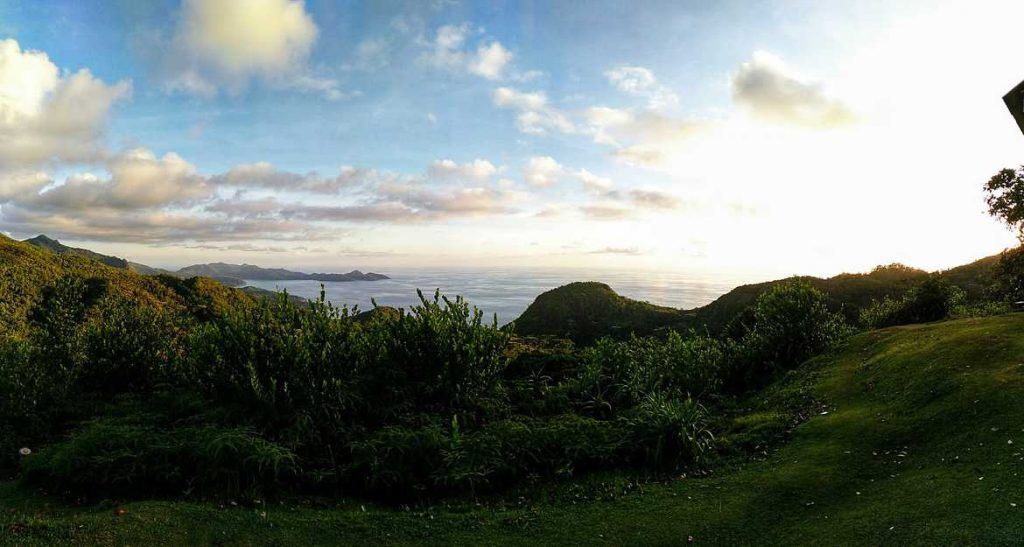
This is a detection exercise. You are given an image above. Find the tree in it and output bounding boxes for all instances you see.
[984,167,1024,300]
[984,166,1024,241]
[995,245,1024,302]
[724,280,849,391]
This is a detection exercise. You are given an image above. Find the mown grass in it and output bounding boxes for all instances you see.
[3,314,1024,545]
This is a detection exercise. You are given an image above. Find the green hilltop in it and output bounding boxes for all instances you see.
[512,260,999,343]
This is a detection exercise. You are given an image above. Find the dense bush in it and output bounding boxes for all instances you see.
[726,281,849,390]
[574,332,726,416]
[1,272,840,502]
[621,395,715,469]
[993,245,1024,302]
[22,418,297,498]
[860,277,965,328]
[79,298,181,396]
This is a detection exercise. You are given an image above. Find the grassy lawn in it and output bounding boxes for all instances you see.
[3,314,1023,545]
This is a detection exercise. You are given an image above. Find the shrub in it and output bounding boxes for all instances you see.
[574,332,727,417]
[27,275,108,377]
[503,342,580,417]
[21,418,298,499]
[994,245,1024,302]
[0,337,75,468]
[950,299,1012,319]
[727,281,849,390]
[346,423,451,496]
[187,290,369,439]
[78,299,180,396]
[860,277,965,328]
[621,395,714,469]
[369,290,511,415]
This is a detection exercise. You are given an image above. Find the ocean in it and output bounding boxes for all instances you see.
[242,268,743,325]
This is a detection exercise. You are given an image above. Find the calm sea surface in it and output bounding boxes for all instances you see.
[243,268,743,324]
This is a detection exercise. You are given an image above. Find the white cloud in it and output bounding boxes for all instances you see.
[523,156,564,187]
[162,0,338,98]
[628,189,681,209]
[21,148,210,211]
[285,75,347,100]
[0,171,50,201]
[428,158,498,182]
[210,162,381,193]
[493,87,575,134]
[469,42,512,80]
[580,203,634,220]
[424,24,515,81]
[424,23,471,70]
[0,39,130,168]
[583,106,706,167]
[574,169,614,193]
[731,51,856,127]
[604,65,679,109]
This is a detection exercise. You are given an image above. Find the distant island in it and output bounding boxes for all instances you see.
[175,263,389,285]
[22,235,389,287]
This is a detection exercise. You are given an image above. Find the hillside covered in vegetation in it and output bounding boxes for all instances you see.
[0,232,1020,545]
[3,312,1022,544]
[513,260,1000,342]
[21,235,389,287]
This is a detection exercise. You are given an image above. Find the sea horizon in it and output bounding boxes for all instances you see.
[243,266,745,324]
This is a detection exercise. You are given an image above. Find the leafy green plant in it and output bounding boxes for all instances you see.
[621,395,714,469]
[727,281,849,391]
[860,277,965,328]
[21,418,298,499]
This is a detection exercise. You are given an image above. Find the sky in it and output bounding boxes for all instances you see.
[0,0,1023,279]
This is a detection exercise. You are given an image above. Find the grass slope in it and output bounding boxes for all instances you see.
[3,314,1023,545]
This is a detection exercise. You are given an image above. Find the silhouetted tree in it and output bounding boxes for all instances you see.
[984,166,1024,240]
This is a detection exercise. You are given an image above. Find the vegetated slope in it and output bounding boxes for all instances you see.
[22,235,132,271]
[22,235,389,285]
[938,253,1001,300]
[0,235,251,336]
[692,264,932,334]
[514,260,1000,341]
[511,281,690,344]
[5,313,1020,545]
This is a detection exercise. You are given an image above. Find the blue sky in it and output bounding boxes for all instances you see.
[0,1,1022,277]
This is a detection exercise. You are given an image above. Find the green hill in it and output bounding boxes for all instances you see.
[937,253,1001,300]
[21,235,387,286]
[4,313,1021,544]
[513,260,1000,342]
[0,235,252,336]
[22,235,131,270]
[691,263,932,334]
[511,281,690,343]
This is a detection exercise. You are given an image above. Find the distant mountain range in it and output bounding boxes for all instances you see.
[175,262,389,284]
[21,235,389,286]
